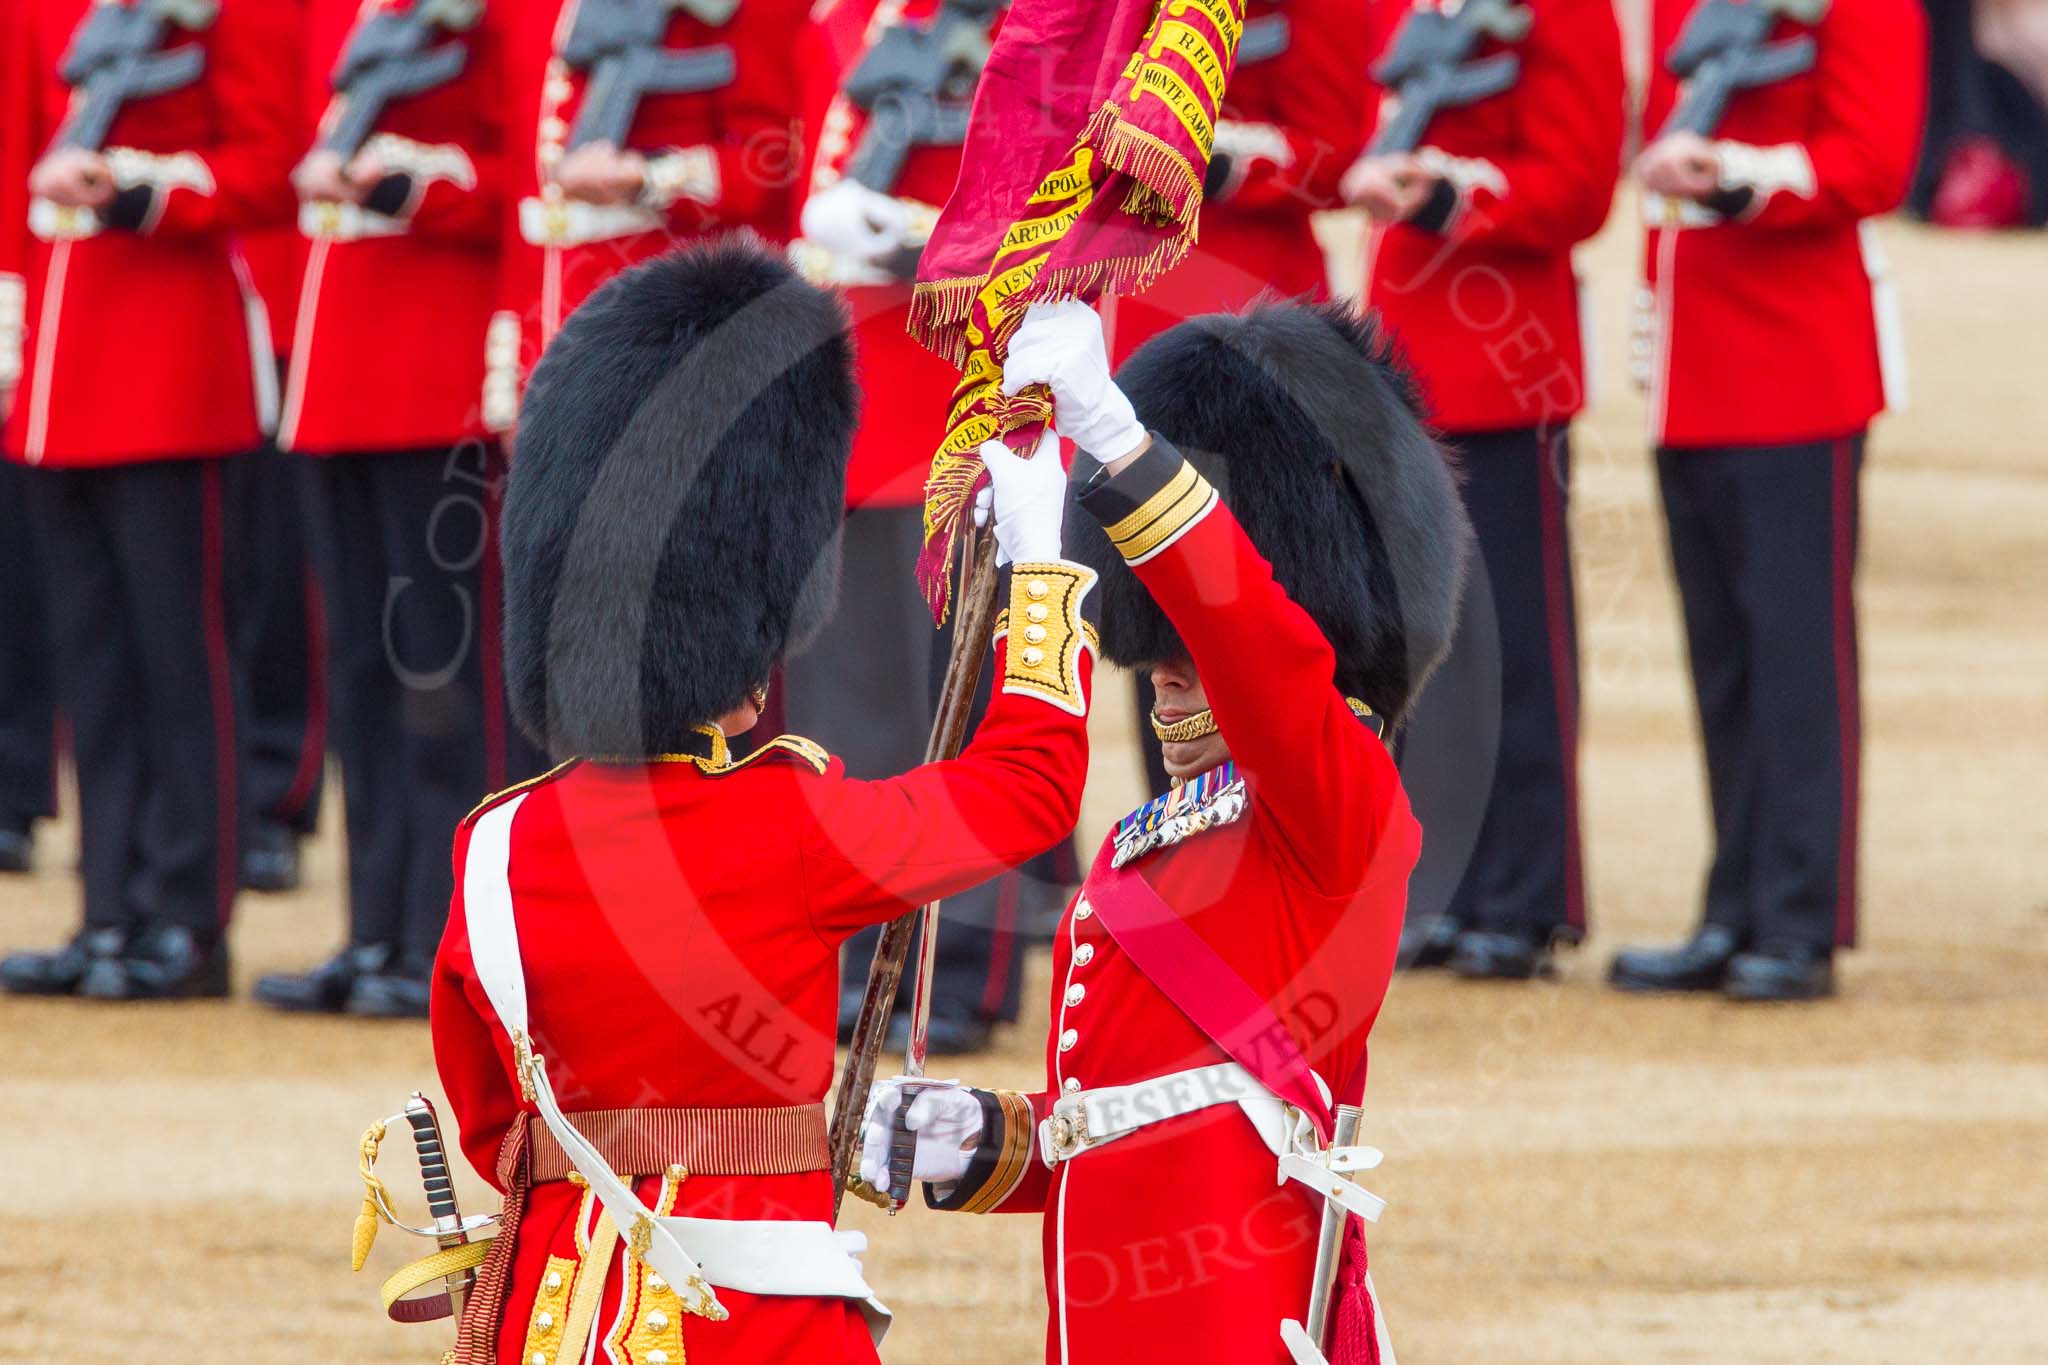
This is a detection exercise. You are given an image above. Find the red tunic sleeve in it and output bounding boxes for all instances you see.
[1726,0,1926,231]
[1078,439,1404,896]
[151,0,302,238]
[1215,0,1372,218]
[799,623,1095,938]
[1391,0,1626,253]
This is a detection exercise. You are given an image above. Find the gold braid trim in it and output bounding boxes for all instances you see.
[1000,563,1097,717]
[1149,707,1219,743]
[959,1090,1038,1214]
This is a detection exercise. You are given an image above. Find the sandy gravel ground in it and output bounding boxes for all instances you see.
[2,204,2044,1363]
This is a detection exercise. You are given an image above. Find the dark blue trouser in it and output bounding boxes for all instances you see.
[0,458,54,832]
[1657,436,1864,952]
[1400,425,1585,943]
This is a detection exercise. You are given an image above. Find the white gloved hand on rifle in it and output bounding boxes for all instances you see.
[860,1079,984,1195]
[800,178,912,265]
[1001,300,1148,464]
[972,427,1067,565]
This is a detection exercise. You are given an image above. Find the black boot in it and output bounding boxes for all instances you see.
[1607,924,1743,993]
[253,943,393,1014]
[0,926,127,996]
[347,962,431,1019]
[241,822,302,894]
[113,925,232,1001]
[1396,914,1462,970]
[1722,942,1835,1002]
[1449,929,1553,981]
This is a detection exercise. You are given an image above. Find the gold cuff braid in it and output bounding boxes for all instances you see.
[1000,563,1096,716]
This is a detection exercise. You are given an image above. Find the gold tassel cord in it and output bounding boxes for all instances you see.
[354,1121,391,1271]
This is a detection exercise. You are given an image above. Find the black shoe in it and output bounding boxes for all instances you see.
[0,927,127,996]
[1396,915,1461,970]
[1722,943,1835,1002]
[113,925,232,1000]
[1449,929,1552,981]
[0,825,32,874]
[1608,924,1743,994]
[254,943,393,1014]
[347,969,431,1019]
[241,823,302,894]
[884,1009,991,1057]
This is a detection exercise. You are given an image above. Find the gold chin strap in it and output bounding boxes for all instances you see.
[748,681,771,713]
[1151,698,1375,745]
[1150,707,1219,744]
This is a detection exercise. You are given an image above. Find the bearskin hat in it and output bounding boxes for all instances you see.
[1069,301,1471,725]
[502,236,858,758]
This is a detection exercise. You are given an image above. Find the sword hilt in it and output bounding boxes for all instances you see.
[885,1092,918,1212]
[403,1095,464,1245]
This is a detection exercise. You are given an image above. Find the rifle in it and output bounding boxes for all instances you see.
[561,0,738,151]
[322,0,485,160]
[841,0,1005,194]
[1657,0,1829,139]
[51,0,219,153]
[1366,0,1532,157]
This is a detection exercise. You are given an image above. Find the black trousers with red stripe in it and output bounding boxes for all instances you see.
[27,457,243,941]
[1656,436,1863,952]
[1399,425,1585,944]
[302,443,546,973]
[783,505,1066,1024]
[0,458,56,832]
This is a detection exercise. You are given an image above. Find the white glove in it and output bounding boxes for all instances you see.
[859,1079,984,1194]
[799,178,911,265]
[1001,300,1148,463]
[973,429,1066,565]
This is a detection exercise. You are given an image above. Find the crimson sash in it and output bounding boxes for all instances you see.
[1081,835,1335,1139]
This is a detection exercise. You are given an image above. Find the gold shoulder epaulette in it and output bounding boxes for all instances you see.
[713,734,831,777]
[461,758,581,828]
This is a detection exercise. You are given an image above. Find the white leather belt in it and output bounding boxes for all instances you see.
[1040,1061,1273,1164]
[1039,1063,1387,1223]
[299,200,406,242]
[673,1219,876,1301]
[519,195,660,248]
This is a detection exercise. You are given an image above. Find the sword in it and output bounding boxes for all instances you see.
[1301,1103,1364,1351]
[402,1093,474,1321]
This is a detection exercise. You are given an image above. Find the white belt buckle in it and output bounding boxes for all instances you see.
[1037,1100,1092,1167]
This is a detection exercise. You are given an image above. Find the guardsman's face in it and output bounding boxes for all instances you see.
[1148,657,1230,782]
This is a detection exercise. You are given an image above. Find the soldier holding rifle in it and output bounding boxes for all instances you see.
[255,0,536,1019]
[1610,0,1927,1001]
[487,0,812,425]
[0,0,299,1001]
[1342,0,1624,982]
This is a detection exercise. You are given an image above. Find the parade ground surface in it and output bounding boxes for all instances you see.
[3,205,2045,1363]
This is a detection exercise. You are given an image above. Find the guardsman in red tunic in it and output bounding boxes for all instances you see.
[1108,0,1373,362]
[253,0,538,1020]
[0,0,299,1000]
[0,0,57,878]
[482,0,812,429]
[1339,0,1624,980]
[865,299,1471,1365]
[432,239,1099,1364]
[1608,0,1925,1003]
[786,0,1056,1052]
